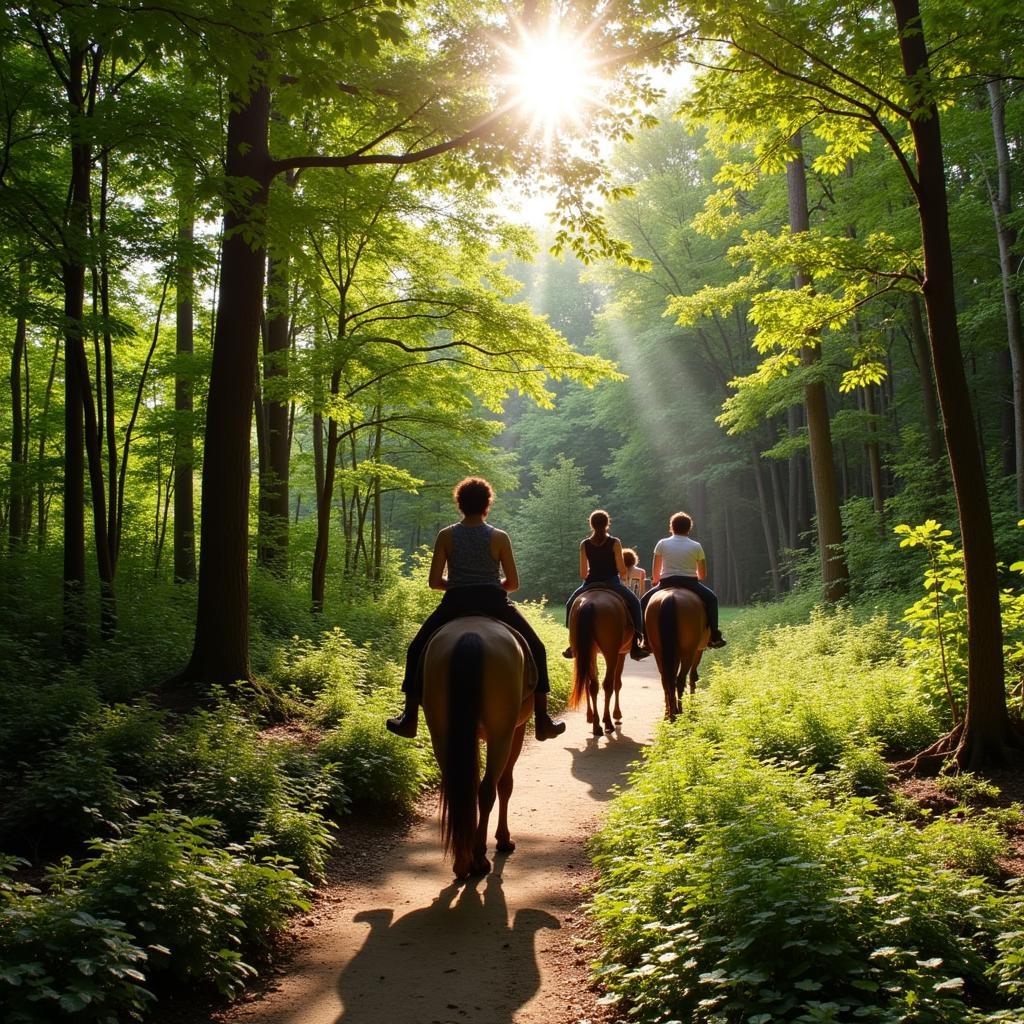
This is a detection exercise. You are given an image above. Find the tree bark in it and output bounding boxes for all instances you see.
[864,384,885,527]
[894,0,1014,767]
[174,185,196,582]
[257,249,291,573]
[750,443,781,596]
[9,263,28,549]
[37,339,58,552]
[986,78,1024,511]
[787,133,849,601]
[178,83,271,684]
[908,294,944,465]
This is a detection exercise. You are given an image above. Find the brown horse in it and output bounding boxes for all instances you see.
[644,587,709,720]
[568,588,634,737]
[421,616,534,879]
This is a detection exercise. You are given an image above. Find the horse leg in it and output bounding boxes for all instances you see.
[601,652,615,734]
[471,732,514,876]
[612,651,625,723]
[589,654,602,737]
[689,649,704,694]
[495,723,527,853]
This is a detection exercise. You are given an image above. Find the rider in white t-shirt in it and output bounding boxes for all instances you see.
[640,511,726,648]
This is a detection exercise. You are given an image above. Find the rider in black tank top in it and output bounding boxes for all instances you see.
[563,510,649,660]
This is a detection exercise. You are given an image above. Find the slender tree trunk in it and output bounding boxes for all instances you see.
[894,0,1012,767]
[9,263,28,549]
[908,294,944,465]
[372,414,383,580]
[750,444,781,596]
[787,132,849,601]
[257,249,290,573]
[179,83,271,685]
[37,339,58,552]
[312,392,340,612]
[787,405,801,549]
[99,150,118,563]
[864,385,885,526]
[61,48,91,660]
[174,184,196,582]
[987,78,1024,511]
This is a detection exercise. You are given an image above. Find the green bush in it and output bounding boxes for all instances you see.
[316,692,435,806]
[587,605,1021,1024]
[0,677,100,773]
[161,706,334,877]
[1,857,153,1023]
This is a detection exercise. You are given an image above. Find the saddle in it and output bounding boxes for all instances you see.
[571,582,634,621]
[416,616,539,699]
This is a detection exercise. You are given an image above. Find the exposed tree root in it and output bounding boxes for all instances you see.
[897,721,1024,776]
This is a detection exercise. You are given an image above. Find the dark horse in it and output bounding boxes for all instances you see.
[644,587,709,720]
[567,588,633,737]
[422,616,534,879]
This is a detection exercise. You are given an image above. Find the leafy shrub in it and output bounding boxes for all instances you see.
[272,628,367,701]
[587,605,1021,1024]
[935,772,1002,806]
[316,693,434,806]
[0,678,100,773]
[161,707,334,877]
[1,857,153,1023]
[70,813,310,996]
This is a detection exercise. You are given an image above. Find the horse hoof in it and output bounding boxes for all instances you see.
[604,721,614,734]
[592,723,602,738]
[496,838,516,854]
[586,709,594,723]
[470,856,492,876]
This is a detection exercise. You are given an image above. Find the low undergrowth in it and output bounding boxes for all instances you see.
[589,607,1024,1024]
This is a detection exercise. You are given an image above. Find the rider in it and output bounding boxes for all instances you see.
[640,511,726,648]
[561,510,649,661]
[622,548,646,598]
[386,476,566,742]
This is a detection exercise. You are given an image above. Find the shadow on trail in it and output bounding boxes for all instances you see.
[565,729,646,802]
[334,855,558,1024]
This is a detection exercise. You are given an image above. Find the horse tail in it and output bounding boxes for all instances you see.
[658,593,680,692]
[440,632,483,868]
[570,600,596,709]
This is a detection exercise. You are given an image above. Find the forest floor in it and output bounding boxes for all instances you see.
[195,656,666,1024]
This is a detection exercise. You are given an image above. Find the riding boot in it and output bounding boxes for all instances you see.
[630,635,651,660]
[562,645,573,659]
[534,692,566,741]
[385,688,420,738]
[708,630,727,649]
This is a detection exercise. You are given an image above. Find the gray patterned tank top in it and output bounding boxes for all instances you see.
[447,522,502,589]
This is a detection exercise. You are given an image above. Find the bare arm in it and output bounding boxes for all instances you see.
[497,532,519,593]
[428,529,450,590]
[579,542,588,581]
[652,552,663,585]
[613,539,627,580]
[697,557,707,582]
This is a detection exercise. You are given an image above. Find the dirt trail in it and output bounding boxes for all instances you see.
[221,658,664,1024]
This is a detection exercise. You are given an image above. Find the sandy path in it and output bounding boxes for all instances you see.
[222,657,664,1024]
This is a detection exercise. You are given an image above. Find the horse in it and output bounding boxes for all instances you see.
[644,586,709,720]
[567,587,634,737]
[421,616,534,880]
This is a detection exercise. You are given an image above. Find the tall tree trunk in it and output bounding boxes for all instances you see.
[37,339,58,552]
[908,294,944,465]
[986,78,1024,511]
[9,263,28,549]
[179,83,271,685]
[787,132,849,601]
[864,385,885,527]
[257,249,290,573]
[894,0,1012,767]
[750,444,781,596]
[311,391,340,612]
[372,413,383,580]
[786,405,802,548]
[61,47,91,661]
[174,184,196,582]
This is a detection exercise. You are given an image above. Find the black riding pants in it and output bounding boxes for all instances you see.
[640,576,720,633]
[401,584,550,695]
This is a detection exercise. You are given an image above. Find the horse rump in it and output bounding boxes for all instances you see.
[657,592,680,692]
[440,631,484,866]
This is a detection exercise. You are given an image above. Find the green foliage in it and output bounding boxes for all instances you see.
[69,813,309,995]
[162,706,335,878]
[588,605,1021,1024]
